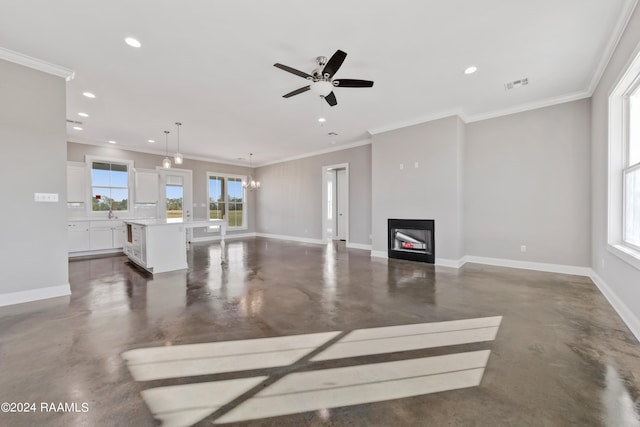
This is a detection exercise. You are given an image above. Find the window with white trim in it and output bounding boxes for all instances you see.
[90,160,130,212]
[208,173,246,228]
[625,84,640,248]
[608,47,640,269]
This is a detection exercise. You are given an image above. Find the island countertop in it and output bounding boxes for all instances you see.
[122,218,226,228]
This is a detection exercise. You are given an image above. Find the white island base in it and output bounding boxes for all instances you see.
[123,219,226,274]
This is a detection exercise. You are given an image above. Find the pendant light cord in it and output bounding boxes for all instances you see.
[175,122,181,152]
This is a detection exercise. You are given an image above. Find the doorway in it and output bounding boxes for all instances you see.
[322,163,349,244]
[157,168,193,239]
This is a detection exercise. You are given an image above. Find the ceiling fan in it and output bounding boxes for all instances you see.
[274,49,374,106]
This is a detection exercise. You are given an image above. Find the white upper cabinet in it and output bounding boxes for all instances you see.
[67,163,87,203]
[135,170,159,203]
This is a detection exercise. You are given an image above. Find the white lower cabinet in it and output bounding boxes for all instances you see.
[68,222,90,252]
[90,228,113,250]
[69,221,126,254]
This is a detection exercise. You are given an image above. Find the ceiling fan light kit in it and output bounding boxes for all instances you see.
[274,49,374,107]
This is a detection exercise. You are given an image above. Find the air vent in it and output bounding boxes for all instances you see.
[66,119,83,125]
[504,78,529,90]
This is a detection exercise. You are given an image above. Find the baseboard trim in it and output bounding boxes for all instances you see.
[0,284,71,307]
[346,242,372,250]
[191,233,256,243]
[255,233,324,245]
[463,256,591,277]
[436,257,467,268]
[370,250,388,259]
[69,248,123,258]
[590,271,640,342]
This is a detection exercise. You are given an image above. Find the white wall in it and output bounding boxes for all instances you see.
[255,144,372,245]
[465,99,591,267]
[371,116,465,261]
[591,4,640,333]
[0,59,69,304]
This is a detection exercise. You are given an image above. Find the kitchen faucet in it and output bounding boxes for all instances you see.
[108,206,114,219]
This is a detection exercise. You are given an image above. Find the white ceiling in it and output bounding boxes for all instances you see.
[0,0,636,166]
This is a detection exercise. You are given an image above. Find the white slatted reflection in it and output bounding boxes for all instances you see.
[142,376,267,427]
[215,350,491,424]
[123,316,502,426]
[311,316,502,361]
[122,332,340,381]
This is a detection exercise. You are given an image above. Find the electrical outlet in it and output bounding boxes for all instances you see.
[399,163,404,170]
[414,162,419,168]
[520,245,527,253]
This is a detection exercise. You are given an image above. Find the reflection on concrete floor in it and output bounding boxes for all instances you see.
[123,316,502,426]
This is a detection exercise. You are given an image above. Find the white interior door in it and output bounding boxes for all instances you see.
[337,168,347,240]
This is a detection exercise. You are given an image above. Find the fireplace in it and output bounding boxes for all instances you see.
[388,219,435,264]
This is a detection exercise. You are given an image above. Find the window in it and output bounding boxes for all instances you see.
[608,47,640,269]
[625,85,640,248]
[91,161,129,212]
[208,173,246,228]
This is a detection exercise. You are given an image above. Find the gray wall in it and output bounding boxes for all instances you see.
[465,99,591,266]
[67,142,256,236]
[371,116,465,260]
[0,59,68,295]
[255,144,372,245]
[591,5,640,320]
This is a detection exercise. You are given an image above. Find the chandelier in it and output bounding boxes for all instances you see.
[242,153,260,190]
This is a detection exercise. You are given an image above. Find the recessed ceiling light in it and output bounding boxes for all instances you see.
[108,140,117,144]
[125,37,142,48]
[73,126,82,130]
[464,66,478,75]
[78,112,89,117]
[82,92,96,98]
[148,139,155,143]
[318,117,326,123]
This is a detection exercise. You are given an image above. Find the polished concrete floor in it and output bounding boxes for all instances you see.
[1,238,639,426]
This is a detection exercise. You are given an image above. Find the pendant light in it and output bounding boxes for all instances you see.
[174,121,183,165]
[242,153,260,190]
[162,130,171,169]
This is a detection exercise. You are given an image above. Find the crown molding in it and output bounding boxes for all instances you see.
[0,47,75,81]
[256,139,372,168]
[463,90,592,123]
[67,138,253,168]
[587,0,639,95]
[367,109,466,135]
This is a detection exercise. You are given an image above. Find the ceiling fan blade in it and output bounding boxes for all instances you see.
[334,79,374,88]
[324,91,337,106]
[322,50,347,78]
[274,63,312,79]
[283,86,310,98]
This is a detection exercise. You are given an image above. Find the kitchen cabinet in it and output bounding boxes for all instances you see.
[90,221,126,250]
[68,221,90,252]
[135,170,159,203]
[67,163,87,203]
[123,219,226,274]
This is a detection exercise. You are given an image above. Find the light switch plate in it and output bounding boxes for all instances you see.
[34,193,59,202]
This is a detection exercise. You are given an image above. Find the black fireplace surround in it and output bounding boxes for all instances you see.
[388,219,435,264]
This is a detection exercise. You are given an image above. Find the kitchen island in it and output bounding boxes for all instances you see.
[123,219,226,274]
